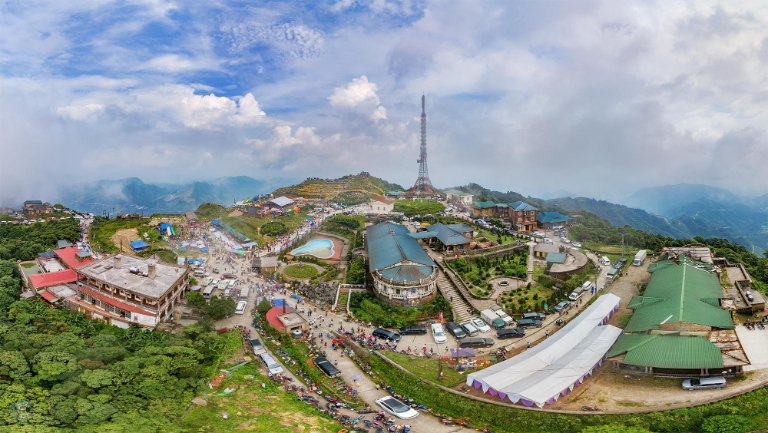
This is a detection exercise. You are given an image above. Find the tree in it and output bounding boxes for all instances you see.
[580,427,653,433]
[186,291,206,309]
[80,369,114,388]
[32,351,78,381]
[257,297,273,315]
[204,295,235,320]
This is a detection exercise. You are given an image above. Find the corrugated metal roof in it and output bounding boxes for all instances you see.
[509,201,537,211]
[624,260,733,333]
[546,253,566,263]
[444,189,471,196]
[608,334,723,369]
[379,265,433,281]
[473,201,496,208]
[271,196,295,207]
[419,223,471,246]
[367,222,435,272]
[537,212,571,223]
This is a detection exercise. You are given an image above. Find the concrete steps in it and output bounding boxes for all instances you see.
[436,271,473,324]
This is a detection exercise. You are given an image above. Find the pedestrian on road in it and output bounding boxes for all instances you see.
[527,342,531,349]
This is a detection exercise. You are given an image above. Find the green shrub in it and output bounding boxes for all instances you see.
[261,221,288,236]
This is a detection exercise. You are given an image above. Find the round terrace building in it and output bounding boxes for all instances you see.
[366,222,438,307]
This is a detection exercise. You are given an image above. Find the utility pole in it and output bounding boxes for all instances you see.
[621,234,625,259]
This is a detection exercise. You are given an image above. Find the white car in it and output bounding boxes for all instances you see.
[572,242,583,248]
[375,396,419,419]
[561,238,571,244]
[470,317,491,333]
[431,323,447,344]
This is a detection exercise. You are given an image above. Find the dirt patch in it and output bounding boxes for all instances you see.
[228,210,243,217]
[149,216,186,226]
[111,228,140,253]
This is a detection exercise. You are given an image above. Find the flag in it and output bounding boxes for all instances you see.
[439,312,444,323]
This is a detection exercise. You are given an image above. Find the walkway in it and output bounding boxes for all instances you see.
[435,267,474,323]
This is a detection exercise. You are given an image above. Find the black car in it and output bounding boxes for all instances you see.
[314,357,341,377]
[615,258,627,269]
[445,322,467,339]
[458,337,495,348]
[398,325,427,335]
[521,312,546,321]
[517,319,542,328]
[496,328,525,339]
[372,328,401,342]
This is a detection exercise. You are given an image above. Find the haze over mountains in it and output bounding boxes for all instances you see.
[57,176,295,216]
[42,175,768,254]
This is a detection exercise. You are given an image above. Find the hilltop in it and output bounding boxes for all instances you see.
[272,173,405,205]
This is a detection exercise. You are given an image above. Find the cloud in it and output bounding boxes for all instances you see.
[57,104,106,121]
[136,54,220,73]
[328,75,388,121]
[231,94,267,124]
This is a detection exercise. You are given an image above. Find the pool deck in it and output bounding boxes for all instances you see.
[285,237,344,263]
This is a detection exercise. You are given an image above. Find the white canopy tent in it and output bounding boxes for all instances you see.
[467,293,622,407]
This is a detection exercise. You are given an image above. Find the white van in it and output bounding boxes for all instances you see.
[235,300,247,315]
[228,279,236,289]
[600,256,611,267]
[259,353,283,375]
[682,376,726,390]
[202,285,215,298]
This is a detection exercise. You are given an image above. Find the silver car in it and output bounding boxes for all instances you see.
[470,317,491,333]
[459,322,479,337]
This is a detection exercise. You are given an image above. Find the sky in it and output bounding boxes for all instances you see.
[2,0,768,206]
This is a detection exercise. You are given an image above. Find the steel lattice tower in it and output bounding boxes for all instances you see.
[410,94,435,195]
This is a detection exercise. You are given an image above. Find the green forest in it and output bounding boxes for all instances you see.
[570,212,768,292]
[0,220,228,432]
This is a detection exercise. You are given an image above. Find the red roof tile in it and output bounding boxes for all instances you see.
[54,247,94,269]
[372,196,393,205]
[29,270,77,289]
[78,286,154,316]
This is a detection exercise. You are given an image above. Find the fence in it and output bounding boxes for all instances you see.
[220,221,249,242]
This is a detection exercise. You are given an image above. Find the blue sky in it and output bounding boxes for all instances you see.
[1,0,767,206]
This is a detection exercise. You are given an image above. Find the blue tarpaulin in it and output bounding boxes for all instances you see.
[130,240,150,250]
[272,299,287,306]
[211,219,221,225]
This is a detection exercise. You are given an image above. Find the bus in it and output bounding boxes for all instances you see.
[202,285,215,298]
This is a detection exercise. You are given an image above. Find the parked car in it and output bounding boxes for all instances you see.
[398,325,427,335]
[258,353,283,375]
[496,328,525,339]
[376,396,419,419]
[615,258,627,269]
[314,357,341,377]
[522,312,546,321]
[459,337,495,348]
[571,242,583,248]
[543,238,553,244]
[431,323,447,344]
[561,238,571,244]
[470,317,491,333]
[372,328,401,342]
[682,377,726,391]
[517,318,542,328]
[445,322,467,339]
[554,301,571,312]
[459,322,479,337]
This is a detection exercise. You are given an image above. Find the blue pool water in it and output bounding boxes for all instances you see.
[290,239,334,259]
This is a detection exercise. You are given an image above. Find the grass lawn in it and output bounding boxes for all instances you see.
[181,362,342,433]
[221,208,312,246]
[90,218,162,253]
[584,242,644,255]
[383,352,466,387]
[283,263,319,279]
[476,228,518,245]
[394,199,445,216]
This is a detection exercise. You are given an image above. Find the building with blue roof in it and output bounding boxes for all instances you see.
[408,223,473,254]
[367,222,439,306]
[508,201,538,232]
[537,211,571,229]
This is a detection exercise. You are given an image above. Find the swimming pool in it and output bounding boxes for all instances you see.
[290,238,335,259]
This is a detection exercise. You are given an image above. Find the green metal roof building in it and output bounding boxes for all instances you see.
[608,257,739,375]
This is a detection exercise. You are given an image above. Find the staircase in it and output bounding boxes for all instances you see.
[436,269,474,324]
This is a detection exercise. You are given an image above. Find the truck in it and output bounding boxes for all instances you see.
[481,309,505,329]
[202,285,215,298]
[489,305,514,326]
[239,287,250,300]
[568,281,593,301]
[633,250,647,266]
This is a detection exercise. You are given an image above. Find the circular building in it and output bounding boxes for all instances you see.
[366,222,438,307]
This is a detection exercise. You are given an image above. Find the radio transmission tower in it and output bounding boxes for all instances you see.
[410,94,435,195]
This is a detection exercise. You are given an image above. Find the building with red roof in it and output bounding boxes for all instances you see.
[28,269,77,290]
[54,246,94,269]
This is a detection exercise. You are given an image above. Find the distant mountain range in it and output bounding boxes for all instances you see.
[449,183,768,254]
[59,176,296,215]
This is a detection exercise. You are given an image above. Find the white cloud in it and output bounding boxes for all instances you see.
[328,75,388,121]
[136,54,219,73]
[57,104,106,121]
[231,93,267,124]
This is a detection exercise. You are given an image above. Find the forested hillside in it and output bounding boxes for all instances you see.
[0,220,227,431]
[570,212,768,292]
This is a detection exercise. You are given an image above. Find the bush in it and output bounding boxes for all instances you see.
[261,221,288,236]
[349,291,452,327]
[701,415,753,433]
[346,257,366,284]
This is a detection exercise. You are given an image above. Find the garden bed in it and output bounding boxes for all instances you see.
[283,263,319,279]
